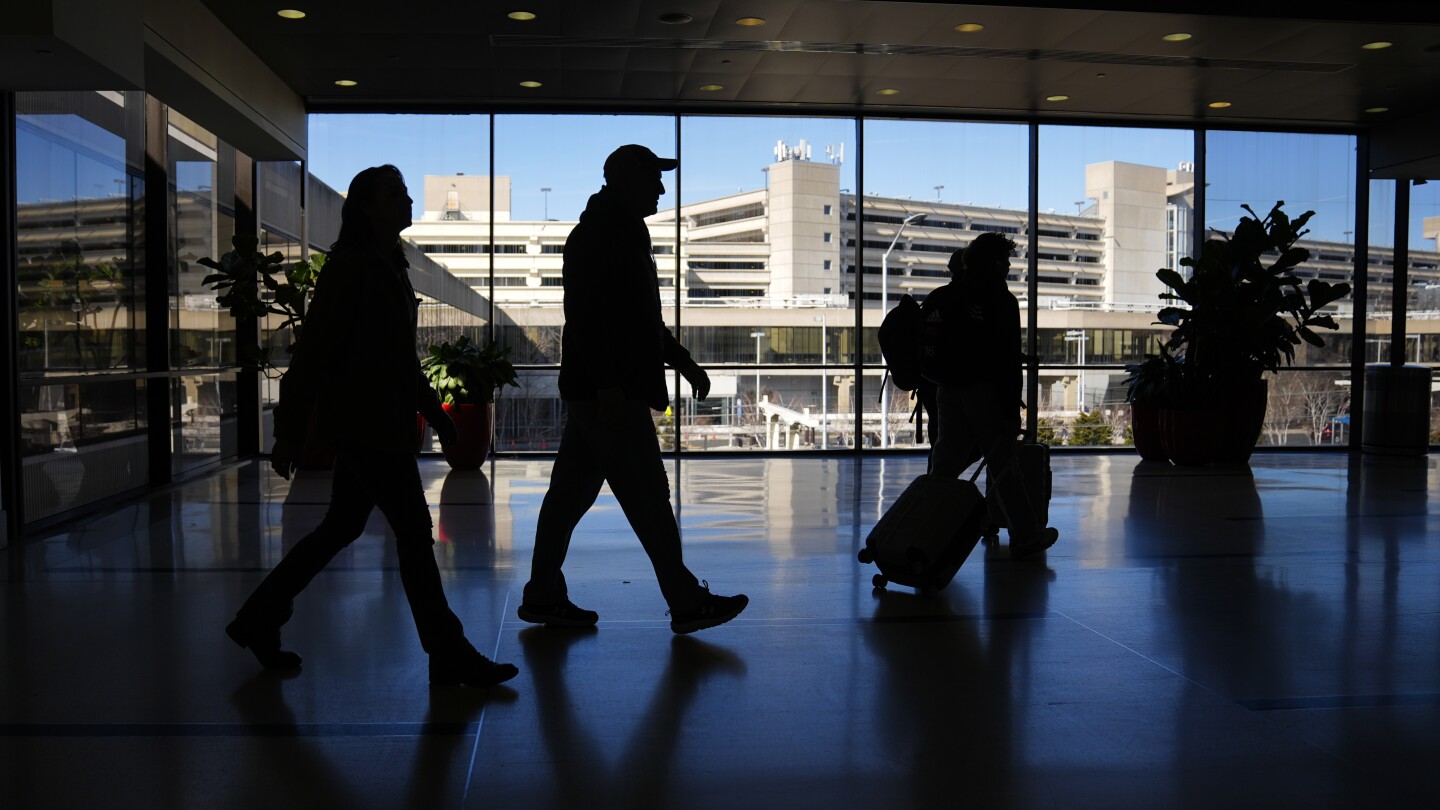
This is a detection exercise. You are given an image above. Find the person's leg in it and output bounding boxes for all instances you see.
[594,401,747,633]
[958,384,1055,557]
[522,402,606,612]
[229,458,373,668]
[929,385,982,478]
[367,451,517,686]
[590,401,703,610]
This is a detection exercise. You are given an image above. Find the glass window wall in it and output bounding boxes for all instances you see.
[1037,125,1194,447]
[14,90,149,520]
[1206,131,1359,447]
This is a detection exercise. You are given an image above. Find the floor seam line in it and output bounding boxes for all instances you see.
[1048,607,1354,766]
[460,588,510,810]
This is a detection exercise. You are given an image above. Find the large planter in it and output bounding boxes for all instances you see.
[1158,406,1220,466]
[1130,401,1168,462]
[1212,378,1268,464]
[1158,378,1268,467]
[442,402,494,470]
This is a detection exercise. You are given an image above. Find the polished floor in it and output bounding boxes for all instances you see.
[2,452,1438,809]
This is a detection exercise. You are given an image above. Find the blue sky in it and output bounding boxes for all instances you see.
[301,114,1403,246]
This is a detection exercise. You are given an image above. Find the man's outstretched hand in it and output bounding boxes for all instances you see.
[682,363,710,400]
[431,409,459,449]
[271,439,297,480]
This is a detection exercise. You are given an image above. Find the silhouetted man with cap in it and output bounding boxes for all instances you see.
[518,144,749,634]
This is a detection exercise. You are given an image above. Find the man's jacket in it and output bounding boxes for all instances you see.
[923,277,1023,401]
[558,187,693,411]
[274,245,445,454]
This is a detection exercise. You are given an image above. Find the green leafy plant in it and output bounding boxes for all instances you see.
[422,335,520,405]
[198,234,323,375]
[1069,408,1114,446]
[1148,202,1352,403]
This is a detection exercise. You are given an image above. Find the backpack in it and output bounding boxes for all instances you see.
[878,294,938,443]
[915,283,961,383]
[879,294,924,392]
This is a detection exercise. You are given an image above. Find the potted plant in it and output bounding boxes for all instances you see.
[422,335,519,469]
[1147,202,1351,465]
[199,234,324,375]
[1123,346,1180,462]
[200,234,327,464]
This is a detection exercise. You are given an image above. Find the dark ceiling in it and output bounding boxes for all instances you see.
[201,1,1440,129]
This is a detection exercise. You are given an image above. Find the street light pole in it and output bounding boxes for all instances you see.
[541,187,551,220]
[751,330,766,445]
[879,212,926,447]
[815,314,827,449]
[1065,329,1088,411]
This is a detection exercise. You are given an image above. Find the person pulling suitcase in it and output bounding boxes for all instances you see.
[923,233,1058,559]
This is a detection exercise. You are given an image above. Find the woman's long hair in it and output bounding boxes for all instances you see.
[330,164,408,265]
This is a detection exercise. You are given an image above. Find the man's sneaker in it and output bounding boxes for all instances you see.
[517,598,599,628]
[668,583,748,634]
[429,651,519,687]
[1011,527,1060,560]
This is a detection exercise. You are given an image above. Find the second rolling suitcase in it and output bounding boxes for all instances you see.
[859,464,988,595]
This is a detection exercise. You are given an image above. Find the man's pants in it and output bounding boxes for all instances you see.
[238,450,473,658]
[928,382,1040,543]
[525,399,702,611]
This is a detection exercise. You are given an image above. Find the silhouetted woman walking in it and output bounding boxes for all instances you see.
[225,165,517,687]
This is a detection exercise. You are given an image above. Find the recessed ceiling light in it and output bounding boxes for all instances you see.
[1046,95,1069,102]
[276,9,306,20]
[735,17,766,26]
[1361,41,1392,50]
[876,88,901,96]
[954,23,984,33]
[1366,106,1390,113]
[507,11,536,21]
[660,12,693,24]
[699,84,725,91]
[1162,33,1192,42]
[1208,101,1232,109]
[334,79,357,87]
[519,80,543,88]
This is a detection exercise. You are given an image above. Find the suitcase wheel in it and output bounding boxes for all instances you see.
[872,574,887,590]
[857,548,874,565]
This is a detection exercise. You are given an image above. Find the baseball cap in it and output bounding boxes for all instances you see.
[603,144,678,180]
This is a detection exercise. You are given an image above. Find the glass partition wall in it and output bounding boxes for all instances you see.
[296,112,1431,454]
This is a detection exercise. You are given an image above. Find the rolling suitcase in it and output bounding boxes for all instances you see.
[982,434,1051,541]
[858,463,988,595]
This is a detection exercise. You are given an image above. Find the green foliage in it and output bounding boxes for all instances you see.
[1069,409,1113,446]
[1146,202,1352,406]
[1036,416,1061,446]
[198,236,324,375]
[422,335,520,405]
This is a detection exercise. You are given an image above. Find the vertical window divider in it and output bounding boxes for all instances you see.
[673,114,682,457]
[1,91,22,537]
[1194,128,1206,269]
[1350,133,1370,451]
[1026,123,1040,439]
[1392,177,1410,365]
[144,97,173,485]
[488,114,496,347]
[853,114,865,455]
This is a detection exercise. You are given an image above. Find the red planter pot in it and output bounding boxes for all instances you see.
[1159,407,1220,467]
[442,402,494,470]
[1130,401,1168,462]
[1158,378,1269,467]
[1212,378,1268,464]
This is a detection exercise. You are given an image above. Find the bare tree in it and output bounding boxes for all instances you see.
[1262,371,1306,446]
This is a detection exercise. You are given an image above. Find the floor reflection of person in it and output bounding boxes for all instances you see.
[224,165,517,688]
